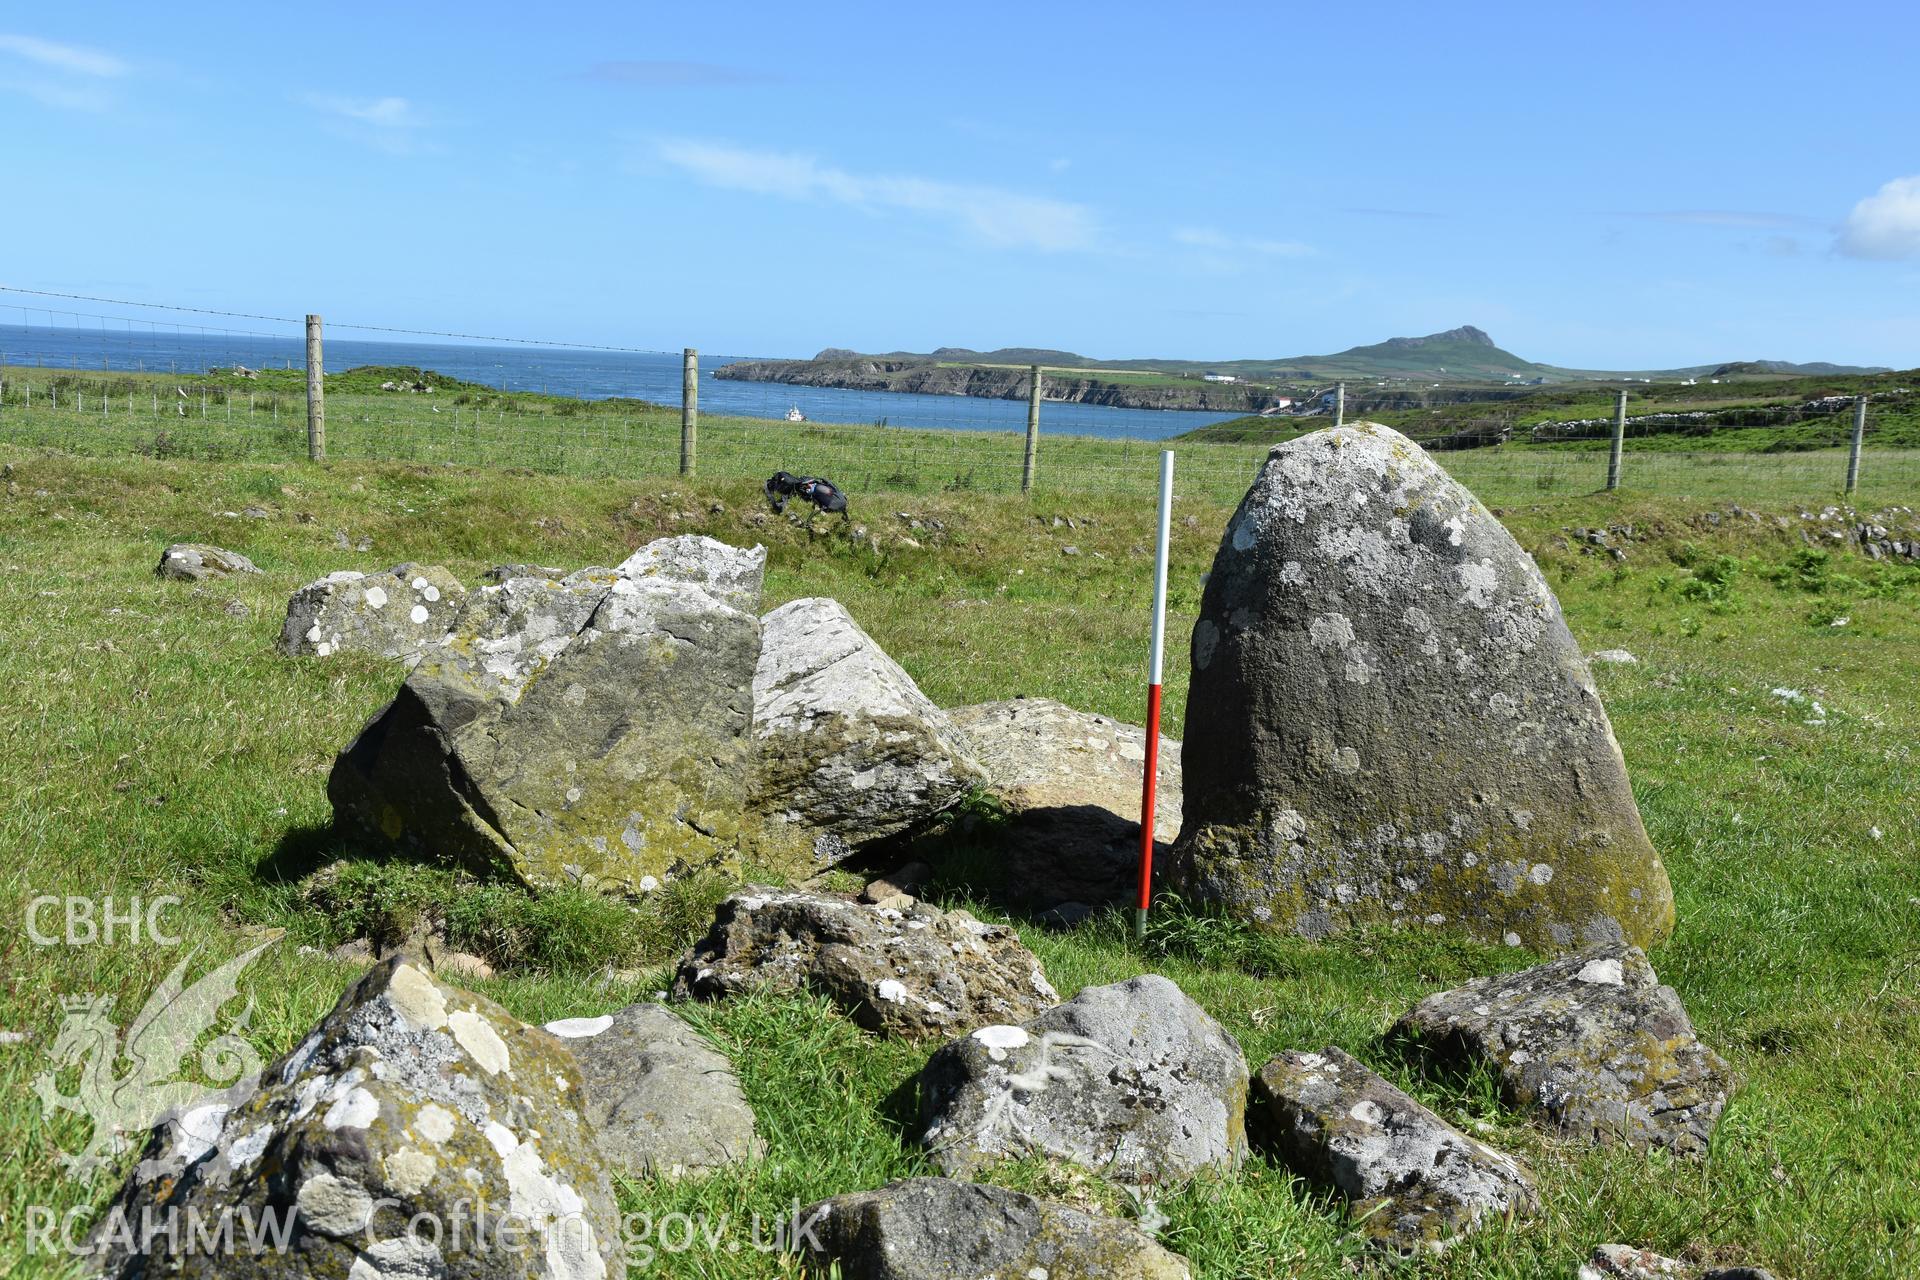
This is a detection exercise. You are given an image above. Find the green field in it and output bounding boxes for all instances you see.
[1,436,1917,1278]
[4,363,1918,511]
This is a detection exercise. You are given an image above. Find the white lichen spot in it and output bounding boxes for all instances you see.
[1575,957,1625,986]
[449,1010,510,1075]
[1529,863,1555,886]
[1503,931,1523,947]
[875,979,910,1004]
[1458,559,1499,609]
[1331,746,1361,774]
[1343,658,1373,685]
[305,623,322,642]
[413,1103,457,1146]
[1230,514,1259,552]
[638,875,660,892]
[1402,605,1432,633]
[324,1086,380,1131]
[350,1234,444,1280]
[384,1146,437,1197]
[387,965,449,1031]
[364,586,388,610]
[544,1015,614,1040]
[1278,560,1307,586]
[410,604,430,625]
[1443,515,1466,546]
[1348,1100,1385,1125]
[297,1172,375,1237]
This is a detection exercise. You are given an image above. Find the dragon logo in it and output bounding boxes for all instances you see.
[33,938,277,1178]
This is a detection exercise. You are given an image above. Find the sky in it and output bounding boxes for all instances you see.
[1,2,1916,369]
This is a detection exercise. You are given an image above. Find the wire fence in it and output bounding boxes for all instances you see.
[1,287,1915,512]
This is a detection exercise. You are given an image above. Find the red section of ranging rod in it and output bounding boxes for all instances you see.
[1136,681,1164,915]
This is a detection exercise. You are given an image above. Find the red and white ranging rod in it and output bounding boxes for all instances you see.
[1136,449,1175,941]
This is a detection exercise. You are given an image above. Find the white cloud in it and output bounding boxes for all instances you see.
[0,33,126,78]
[1173,226,1313,257]
[1838,176,1920,260]
[304,93,422,129]
[656,139,1100,252]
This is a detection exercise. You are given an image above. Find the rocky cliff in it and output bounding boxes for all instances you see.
[713,358,1283,412]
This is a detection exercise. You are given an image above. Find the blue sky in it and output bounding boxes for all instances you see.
[2,2,1916,368]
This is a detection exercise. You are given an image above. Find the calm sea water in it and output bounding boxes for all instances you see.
[0,324,1237,442]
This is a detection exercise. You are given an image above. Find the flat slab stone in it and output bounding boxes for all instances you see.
[800,1178,1193,1280]
[671,887,1057,1040]
[546,1002,763,1177]
[1251,1045,1536,1255]
[1392,945,1735,1156]
[920,973,1247,1186]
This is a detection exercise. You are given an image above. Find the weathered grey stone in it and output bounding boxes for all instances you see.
[1392,945,1734,1156]
[278,562,466,660]
[801,1178,1192,1280]
[950,697,1182,841]
[614,534,764,612]
[671,887,1057,1040]
[949,697,1180,908]
[89,956,623,1279]
[1250,1045,1536,1255]
[546,1003,762,1177]
[481,562,568,584]
[156,542,260,581]
[1580,1244,1778,1280]
[920,973,1247,1186]
[328,542,764,894]
[751,598,983,855]
[1170,423,1674,953]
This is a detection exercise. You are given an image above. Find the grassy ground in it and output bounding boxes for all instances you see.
[1,445,1917,1278]
[6,363,1920,511]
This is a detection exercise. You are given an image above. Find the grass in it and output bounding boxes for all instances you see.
[4,363,1919,512]
[0,442,1917,1278]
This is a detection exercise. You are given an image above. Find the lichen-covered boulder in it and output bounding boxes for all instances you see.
[751,598,984,860]
[1250,1046,1536,1255]
[800,1178,1192,1280]
[329,540,766,894]
[278,563,466,660]
[156,542,260,581]
[615,534,764,611]
[544,1003,763,1178]
[670,887,1057,1040]
[1170,423,1674,953]
[948,697,1181,908]
[88,957,622,1279]
[920,974,1247,1186]
[1580,1244,1778,1280]
[1392,945,1734,1156]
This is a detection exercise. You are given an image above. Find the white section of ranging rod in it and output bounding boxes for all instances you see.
[1148,449,1175,684]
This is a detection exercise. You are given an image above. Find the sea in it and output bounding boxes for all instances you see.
[0,323,1238,443]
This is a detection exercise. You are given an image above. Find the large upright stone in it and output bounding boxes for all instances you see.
[89,957,623,1280]
[751,597,983,858]
[329,540,765,894]
[1170,424,1673,952]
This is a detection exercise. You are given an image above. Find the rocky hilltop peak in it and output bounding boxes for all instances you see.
[1382,325,1496,350]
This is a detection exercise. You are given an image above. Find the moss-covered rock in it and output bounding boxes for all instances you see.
[329,540,766,895]
[89,957,623,1279]
[920,974,1247,1186]
[278,562,466,661]
[1251,1045,1536,1255]
[1170,423,1674,953]
[1392,945,1735,1156]
[800,1177,1192,1279]
[671,887,1057,1040]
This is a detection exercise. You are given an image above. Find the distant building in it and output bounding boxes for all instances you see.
[1203,373,1237,383]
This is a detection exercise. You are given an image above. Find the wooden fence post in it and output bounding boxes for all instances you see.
[1022,364,1042,494]
[1844,395,1867,497]
[305,314,325,461]
[681,348,698,477]
[1606,388,1628,491]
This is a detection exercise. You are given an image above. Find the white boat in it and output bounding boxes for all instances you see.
[785,405,806,422]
